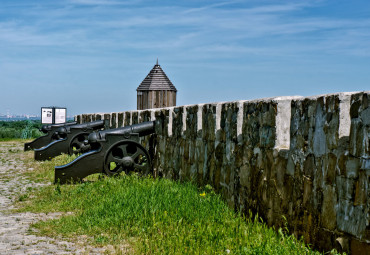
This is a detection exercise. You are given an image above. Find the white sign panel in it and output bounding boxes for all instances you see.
[41,108,53,124]
[55,108,66,124]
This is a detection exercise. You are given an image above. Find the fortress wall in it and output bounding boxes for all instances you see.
[75,91,369,254]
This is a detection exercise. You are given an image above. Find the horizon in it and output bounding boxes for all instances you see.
[1,89,369,117]
[1,0,369,116]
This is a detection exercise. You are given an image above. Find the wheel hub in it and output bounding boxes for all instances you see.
[122,156,134,167]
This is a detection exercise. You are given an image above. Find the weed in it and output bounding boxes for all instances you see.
[18,193,29,201]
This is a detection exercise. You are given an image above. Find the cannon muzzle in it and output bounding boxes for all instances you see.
[88,121,155,143]
[67,120,106,130]
[40,122,77,133]
[34,120,108,160]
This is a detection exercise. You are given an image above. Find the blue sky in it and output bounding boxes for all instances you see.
[1,0,369,116]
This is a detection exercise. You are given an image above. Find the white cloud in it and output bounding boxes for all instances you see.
[67,0,136,5]
[0,0,369,58]
[183,0,241,14]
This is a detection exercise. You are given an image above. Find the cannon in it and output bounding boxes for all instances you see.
[34,120,108,161]
[24,122,78,151]
[55,121,155,184]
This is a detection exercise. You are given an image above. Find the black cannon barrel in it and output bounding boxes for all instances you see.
[69,120,106,130]
[40,122,77,133]
[89,121,155,142]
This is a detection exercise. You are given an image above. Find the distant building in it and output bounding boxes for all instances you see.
[136,60,177,110]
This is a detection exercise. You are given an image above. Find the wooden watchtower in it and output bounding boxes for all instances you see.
[137,60,177,110]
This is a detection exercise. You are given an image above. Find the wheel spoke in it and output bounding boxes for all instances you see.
[71,134,90,154]
[105,141,152,177]
[71,143,79,149]
[118,144,129,157]
[110,163,121,173]
[76,141,84,149]
[134,163,150,176]
[131,149,144,160]
[71,142,80,153]
[80,143,90,152]
[106,153,121,165]
[133,163,147,170]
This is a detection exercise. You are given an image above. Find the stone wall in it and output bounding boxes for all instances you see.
[75,92,369,254]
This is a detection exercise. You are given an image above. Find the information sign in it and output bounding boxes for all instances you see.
[41,107,53,124]
[41,107,67,124]
[55,108,66,124]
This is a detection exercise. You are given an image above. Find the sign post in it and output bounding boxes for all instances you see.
[41,107,67,124]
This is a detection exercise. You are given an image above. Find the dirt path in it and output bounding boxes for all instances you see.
[0,141,109,254]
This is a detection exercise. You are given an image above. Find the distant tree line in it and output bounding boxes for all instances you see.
[0,120,43,139]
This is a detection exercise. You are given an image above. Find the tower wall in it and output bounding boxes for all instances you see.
[137,90,177,110]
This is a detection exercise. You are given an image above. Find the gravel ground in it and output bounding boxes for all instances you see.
[0,141,114,255]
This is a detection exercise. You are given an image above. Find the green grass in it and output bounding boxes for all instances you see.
[16,154,341,254]
[23,153,79,182]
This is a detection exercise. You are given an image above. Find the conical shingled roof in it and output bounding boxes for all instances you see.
[137,61,177,92]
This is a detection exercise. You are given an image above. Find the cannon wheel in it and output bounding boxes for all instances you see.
[104,140,151,177]
[69,133,90,155]
[51,131,67,141]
